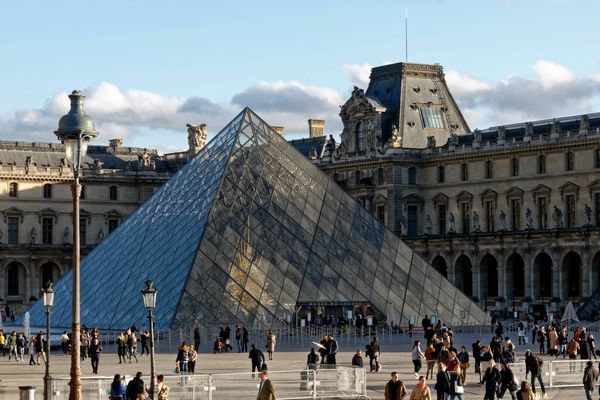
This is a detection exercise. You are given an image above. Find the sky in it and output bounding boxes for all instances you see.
[1,0,600,154]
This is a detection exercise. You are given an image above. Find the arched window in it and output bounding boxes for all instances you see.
[80,184,86,200]
[43,183,52,199]
[9,182,18,197]
[565,151,574,171]
[355,122,365,152]
[109,185,118,201]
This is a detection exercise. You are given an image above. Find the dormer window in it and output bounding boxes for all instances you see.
[421,107,444,129]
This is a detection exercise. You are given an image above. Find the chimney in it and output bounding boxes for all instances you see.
[272,126,285,136]
[109,139,123,149]
[308,119,325,138]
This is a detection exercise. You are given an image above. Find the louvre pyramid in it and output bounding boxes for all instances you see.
[26,108,487,330]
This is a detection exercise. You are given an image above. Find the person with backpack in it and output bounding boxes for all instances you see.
[524,350,546,397]
[583,360,599,400]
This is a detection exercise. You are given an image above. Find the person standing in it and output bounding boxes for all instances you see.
[155,374,170,400]
[327,334,338,365]
[126,371,145,400]
[412,340,425,378]
[242,326,249,352]
[371,336,381,372]
[567,336,580,372]
[524,350,546,397]
[80,329,90,362]
[34,331,46,365]
[224,324,233,352]
[307,348,320,369]
[188,347,197,373]
[89,331,101,374]
[587,332,597,359]
[266,330,276,361]
[410,376,432,400]
[517,322,526,345]
[351,349,363,368]
[140,329,150,356]
[249,344,266,376]
[235,324,244,353]
[176,342,189,374]
[256,369,275,400]
[385,371,407,400]
[117,331,127,364]
[434,363,450,400]
[583,360,599,400]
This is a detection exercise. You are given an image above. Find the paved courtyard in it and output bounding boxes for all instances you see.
[0,344,589,399]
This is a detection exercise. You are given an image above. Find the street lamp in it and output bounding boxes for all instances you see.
[55,90,99,400]
[141,280,158,399]
[42,281,55,400]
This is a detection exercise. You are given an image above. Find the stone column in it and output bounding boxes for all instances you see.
[498,250,506,300]
[526,250,534,299]
[472,252,481,301]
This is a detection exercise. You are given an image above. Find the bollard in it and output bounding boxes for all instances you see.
[18,386,35,400]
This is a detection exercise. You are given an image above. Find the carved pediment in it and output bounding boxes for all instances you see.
[479,189,498,206]
[432,192,449,205]
[589,179,600,197]
[104,209,123,223]
[505,186,524,205]
[37,208,59,223]
[2,207,25,222]
[559,181,579,201]
[339,86,386,119]
[80,208,92,224]
[373,194,387,205]
[456,190,473,205]
[531,184,552,202]
[403,193,424,204]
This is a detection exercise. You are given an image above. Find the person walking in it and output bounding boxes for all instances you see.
[587,332,597,359]
[412,340,425,378]
[425,343,437,380]
[456,346,469,385]
[481,360,501,400]
[448,366,464,400]
[524,350,546,397]
[117,331,127,364]
[235,324,244,353]
[256,369,275,400]
[266,330,276,361]
[89,332,101,374]
[434,363,451,400]
[515,381,534,400]
[385,371,407,400]
[498,361,518,400]
[249,344,266,376]
[517,322,526,345]
[583,360,599,400]
[140,329,150,356]
[34,331,46,365]
[410,376,432,400]
[193,326,201,352]
[128,330,139,363]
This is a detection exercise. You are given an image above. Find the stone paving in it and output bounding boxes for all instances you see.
[0,346,589,399]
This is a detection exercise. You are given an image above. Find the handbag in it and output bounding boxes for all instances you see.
[261,362,268,371]
[454,381,464,394]
[175,363,180,374]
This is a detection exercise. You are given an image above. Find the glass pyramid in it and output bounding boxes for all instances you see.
[25,108,487,331]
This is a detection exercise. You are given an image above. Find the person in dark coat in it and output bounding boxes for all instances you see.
[249,344,266,376]
[384,371,407,400]
[583,360,599,400]
[351,349,363,368]
[524,350,546,396]
[498,362,518,400]
[434,362,451,400]
[306,348,320,369]
[126,371,145,400]
[481,360,501,400]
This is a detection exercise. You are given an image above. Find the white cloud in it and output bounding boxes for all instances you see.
[445,70,492,97]
[342,63,372,89]
[532,60,574,90]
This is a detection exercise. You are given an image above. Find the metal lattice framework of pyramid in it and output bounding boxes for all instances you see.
[25,108,487,331]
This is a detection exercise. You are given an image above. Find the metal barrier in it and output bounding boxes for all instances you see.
[49,366,368,399]
[504,359,591,389]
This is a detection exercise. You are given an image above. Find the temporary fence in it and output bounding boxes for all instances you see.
[493,359,590,389]
[48,366,368,400]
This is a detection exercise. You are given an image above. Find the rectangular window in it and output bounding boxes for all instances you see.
[43,184,52,199]
[108,218,120,234]
[485,161,493,179]
[376,206,385,224]
[538,155,546,174]
[7,216,19,244]
[511,158,519,176]
[408,168,417,185]
[80,218,87,246]
[109,185,118,201]
[437,166,445,183]
[437,204,446,234]
[485,200,495,232]
[461,163,468,181]
[595,193,600,226]
[420,107,445,129]
[566,152,574,171]
[80,184,86,200]
[510,198,521,230]
[538,197,548,229]
[565,194,576,228]
[407,205,418,236]
[42,217,53,245]
[460,202,470,234]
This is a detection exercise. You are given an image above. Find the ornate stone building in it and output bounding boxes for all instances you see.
[315,62,600,318]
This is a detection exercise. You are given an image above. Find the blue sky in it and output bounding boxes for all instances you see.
[1,0,600,152]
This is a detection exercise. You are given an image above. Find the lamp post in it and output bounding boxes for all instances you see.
[55,90,99,400]
[42,281,55,400]
[141,280,158,399]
